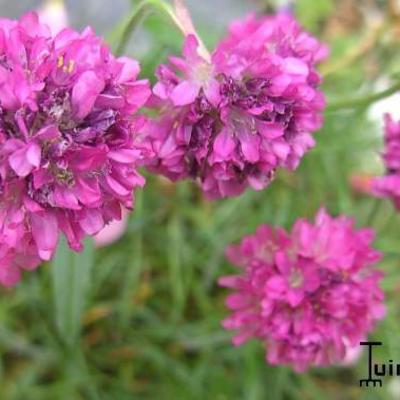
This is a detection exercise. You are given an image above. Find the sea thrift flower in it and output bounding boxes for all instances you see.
[372,114,400,209]
[0,12,151,286]
[219,209,384,372]
[146,13,327,199]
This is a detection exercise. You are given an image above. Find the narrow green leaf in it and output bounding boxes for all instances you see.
[119,190,144,329]
[168,214,185,319]
[52,237,94,347]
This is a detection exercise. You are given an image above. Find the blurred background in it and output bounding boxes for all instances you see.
[0,0,259,37]
[2,0,400,399]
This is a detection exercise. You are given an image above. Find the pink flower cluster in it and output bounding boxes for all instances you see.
[0,12,151,286]
[219,209,385,371]
[372,114,400,208]
[145,14,327,199]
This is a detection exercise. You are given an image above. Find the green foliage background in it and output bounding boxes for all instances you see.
[2,0,400,399]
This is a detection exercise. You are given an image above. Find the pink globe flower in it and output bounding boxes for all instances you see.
[146,13,327,199]
[0,12,151,286]
[219,209,385,372]
[372,114,400,208]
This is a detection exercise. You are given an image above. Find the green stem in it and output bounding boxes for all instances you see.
[113,0,185,56]
[326,81,400,112]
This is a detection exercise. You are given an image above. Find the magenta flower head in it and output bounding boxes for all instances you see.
[219,209,385,372]
[372,114,400,208]
[0,12,151,286]
[146,13,328,199]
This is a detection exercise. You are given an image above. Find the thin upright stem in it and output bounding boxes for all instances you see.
[114,0,180,56]
[114,0,210,58]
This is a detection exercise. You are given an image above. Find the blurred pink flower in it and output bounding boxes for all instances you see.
[219,208,384,372]
[0,12,151,286]
[372,114,400,208]
[350,173,374,195]
[38,0,68,35]
[95,208,129,247]
[339,342,363,367]
[146,13,327,199]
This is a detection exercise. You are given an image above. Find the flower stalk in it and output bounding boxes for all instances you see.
[114,0,210,59]
[326,81,400,112]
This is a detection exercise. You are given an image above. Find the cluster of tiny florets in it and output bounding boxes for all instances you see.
[0,12,151,285]
[219,209,385,371]
[145,14,327,199]
[372,114,400,208]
